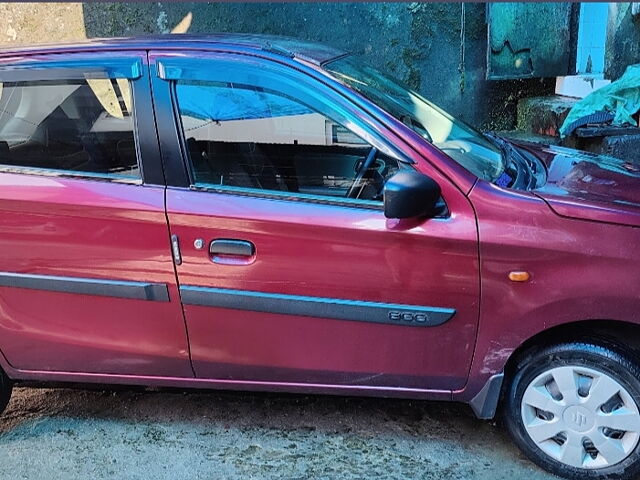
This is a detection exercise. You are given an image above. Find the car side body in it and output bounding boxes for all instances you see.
[0,34,638,428]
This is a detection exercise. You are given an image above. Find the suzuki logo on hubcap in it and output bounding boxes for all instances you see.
[572,410,588,427]
[563,406,594,432]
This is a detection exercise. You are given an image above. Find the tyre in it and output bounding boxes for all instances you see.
[503,342,640,480]
[0,367,11,415]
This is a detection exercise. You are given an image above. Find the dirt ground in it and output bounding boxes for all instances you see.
[0,385,557,480]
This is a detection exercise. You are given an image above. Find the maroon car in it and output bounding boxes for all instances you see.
[0,35,638,480]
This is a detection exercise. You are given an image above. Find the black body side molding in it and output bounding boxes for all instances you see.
[0,271,169,302]
[180,285,456,327]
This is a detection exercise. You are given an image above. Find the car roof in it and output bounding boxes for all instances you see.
[0,34,348,65]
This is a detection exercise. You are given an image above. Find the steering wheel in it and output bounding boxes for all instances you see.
[346,147,378,199]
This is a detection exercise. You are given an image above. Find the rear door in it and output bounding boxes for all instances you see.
[152,51,480,391]
[0,52,192,377]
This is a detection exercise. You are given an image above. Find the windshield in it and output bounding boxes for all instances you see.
[325,55,505,182]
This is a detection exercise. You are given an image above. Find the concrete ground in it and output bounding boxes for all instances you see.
[0,386,556,480]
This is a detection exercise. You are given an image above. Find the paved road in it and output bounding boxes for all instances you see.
[0,386,556,480]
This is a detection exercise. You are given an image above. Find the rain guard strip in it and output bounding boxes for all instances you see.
[180,285,455,327]
[0,271,169,301]
[156,55,296,84]
[0,57,143,81]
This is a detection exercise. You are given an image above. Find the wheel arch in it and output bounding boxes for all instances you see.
[470,319,640,419]
[503,319,640,381]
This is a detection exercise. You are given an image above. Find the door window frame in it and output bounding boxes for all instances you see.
[151,50,419,210]
[0,51,164,186]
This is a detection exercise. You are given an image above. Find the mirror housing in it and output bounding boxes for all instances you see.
[383,170,442,219]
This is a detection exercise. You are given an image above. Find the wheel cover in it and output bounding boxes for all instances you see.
[521,365,640,469]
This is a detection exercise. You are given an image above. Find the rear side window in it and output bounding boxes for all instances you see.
[174,80,400,202]
[0,78,139,179]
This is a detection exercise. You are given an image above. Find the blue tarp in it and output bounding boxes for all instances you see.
[176,84,312,122]
[560,64,640,138]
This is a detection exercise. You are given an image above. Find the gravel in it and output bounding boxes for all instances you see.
[0,386,556,480]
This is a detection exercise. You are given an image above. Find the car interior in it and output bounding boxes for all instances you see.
[0,80,139,177]
[185,137,401,201]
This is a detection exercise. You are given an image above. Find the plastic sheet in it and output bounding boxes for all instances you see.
[560,64,640,138]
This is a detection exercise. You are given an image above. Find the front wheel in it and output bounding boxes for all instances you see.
[503,342,640,480]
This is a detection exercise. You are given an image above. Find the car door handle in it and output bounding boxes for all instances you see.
[209,239,255,257]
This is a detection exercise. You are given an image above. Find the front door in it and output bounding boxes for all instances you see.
[153,51,480,391]
[0,52,191,377]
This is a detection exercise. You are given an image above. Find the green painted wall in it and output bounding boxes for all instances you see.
[82,2,554,131]
[605,3,640,80]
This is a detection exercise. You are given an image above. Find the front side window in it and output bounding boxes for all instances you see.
[175,80,400,203]
[0,77,139,179]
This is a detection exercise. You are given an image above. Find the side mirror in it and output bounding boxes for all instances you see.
[383,170,442,219]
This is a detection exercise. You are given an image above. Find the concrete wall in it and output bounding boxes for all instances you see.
[0,2,556,131]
